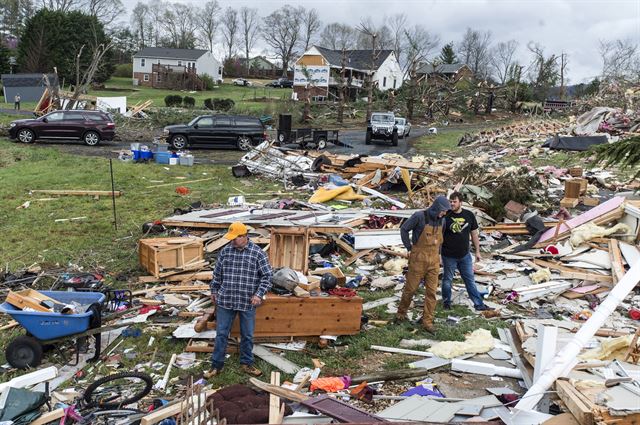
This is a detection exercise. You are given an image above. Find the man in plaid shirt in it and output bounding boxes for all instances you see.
[205,221,272,378]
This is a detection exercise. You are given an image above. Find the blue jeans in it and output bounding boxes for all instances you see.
[211,306,256,370]
[441,253,484,308]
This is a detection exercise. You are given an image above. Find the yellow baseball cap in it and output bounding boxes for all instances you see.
[224,222,248,240]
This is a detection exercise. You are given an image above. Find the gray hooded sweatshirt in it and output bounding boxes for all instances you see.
[400,195,452,252]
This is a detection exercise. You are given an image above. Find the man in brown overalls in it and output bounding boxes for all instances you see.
[396,196,451,332]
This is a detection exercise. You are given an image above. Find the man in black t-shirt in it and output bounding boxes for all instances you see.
[441,192,493,311]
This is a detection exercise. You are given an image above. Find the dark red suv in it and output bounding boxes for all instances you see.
[9,110,116,146]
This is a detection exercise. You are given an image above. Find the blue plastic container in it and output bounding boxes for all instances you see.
[155,152,170,164]
[132,150,141,161]
[0,291,105,340]
[140,151,153,160]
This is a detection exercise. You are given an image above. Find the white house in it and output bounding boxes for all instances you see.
[132,47,222,88]
[293,46,404,101]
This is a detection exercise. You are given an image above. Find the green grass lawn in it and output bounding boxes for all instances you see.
[0,138,281,273]
[414,129,468,155]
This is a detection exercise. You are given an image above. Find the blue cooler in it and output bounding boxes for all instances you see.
[155,152,170,164]
[140,151,154,160]
[132,150,141,161]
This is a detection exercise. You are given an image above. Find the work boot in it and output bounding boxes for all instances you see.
[204,368,221,379]
[474,304,494,312]
[240,364,262,377]
[392,314,408,324]
[443,302,452,311]
[423,324,436,334]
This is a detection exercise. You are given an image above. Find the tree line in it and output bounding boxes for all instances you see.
[1,0,638,102]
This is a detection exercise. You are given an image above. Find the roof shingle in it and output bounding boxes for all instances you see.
[133,47,208,60]
[312,46,393,71]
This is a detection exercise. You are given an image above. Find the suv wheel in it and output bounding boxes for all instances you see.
[170,135,187,149]
[17,128,35,143]
[237,136,252,151]
[84,131,100,146]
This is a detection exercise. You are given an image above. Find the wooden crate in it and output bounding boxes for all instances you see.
[568,167,583,177]
[268,227,310,274]
[138,237,203,278]
[226,295,363,337]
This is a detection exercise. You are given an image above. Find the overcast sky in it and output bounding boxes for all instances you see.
[121,0,640,84]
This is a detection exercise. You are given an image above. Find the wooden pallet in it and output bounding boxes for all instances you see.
[268,227,310,274]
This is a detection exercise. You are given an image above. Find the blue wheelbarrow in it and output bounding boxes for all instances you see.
[0,291,105,369]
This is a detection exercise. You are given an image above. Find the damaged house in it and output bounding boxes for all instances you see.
[293,45,404,102]
[132,47,223,90]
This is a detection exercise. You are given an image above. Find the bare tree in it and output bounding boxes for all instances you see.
[262,6,302,76]
[82,0,124,26]
[356,21,392,50]
[490,40,518,84]
[148,1,167,47]
[0,0,35,36]
[130,2,150,49]
[527,42,559,101]
[221,7,239,60]
[39,0,80,11]
[457,27,492,79]
[320,23,355,50]
[163,3,197,49]
[301,7,321,51]
[239,6,259,75]
[196,0,221,52]
[67,41,114,109]
[388,13,407,67]
[599,39,639,82]
[559,52,568,99]
[403,25,440,119]
[357,19,379,121]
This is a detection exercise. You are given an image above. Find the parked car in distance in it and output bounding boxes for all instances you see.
[9,110,115,146]
[266,78,293,88]
[395,117,411,138]
[232,78,253,87]
[366,112,399,146]
[163,114,267,151]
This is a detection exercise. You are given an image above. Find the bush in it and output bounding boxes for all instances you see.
[164,95,183,107]
[113,63,133,78]
[200,74,215,90]
[183,96,195,108]
[203,98,235,111]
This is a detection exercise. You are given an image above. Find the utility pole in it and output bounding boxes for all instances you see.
[366,32,378,122]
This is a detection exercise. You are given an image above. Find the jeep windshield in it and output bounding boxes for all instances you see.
[371,115,394,123]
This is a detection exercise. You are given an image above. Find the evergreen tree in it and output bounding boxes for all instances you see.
[439,43,457,64]
[0,44,11,74]
[17,9,115,84]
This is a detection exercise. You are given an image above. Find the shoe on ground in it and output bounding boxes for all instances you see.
[204,368,221,379]
[475,304,494,311]
[443,303,452,310]
[423,324,436,334]
[240,364,262,377]
[392,315,408,324]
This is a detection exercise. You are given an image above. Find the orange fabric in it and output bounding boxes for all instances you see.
[310,377,348,392]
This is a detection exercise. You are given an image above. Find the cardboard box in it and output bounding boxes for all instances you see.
[309,267,346,285]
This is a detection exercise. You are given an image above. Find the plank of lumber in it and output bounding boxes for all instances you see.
[140,390,215,425]
[344,249,373,266]
[608,239,625,284]
[30,408,65,425]
[137,271,213,283]
[379,248,408,258]
[29,190,122,197]
[249,378,309,403]
[331,235,356,256]
[555,380,594,425]
[531,259,613,284]
[0,320,18,330]
[269,372,281,424]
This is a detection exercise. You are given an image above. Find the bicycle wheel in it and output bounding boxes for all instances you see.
[82,371,153,409]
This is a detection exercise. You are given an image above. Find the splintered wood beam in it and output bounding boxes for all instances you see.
[268,372,281,424]
[608,239,625,284]
[531,259,613,284]
[30,190,122,197]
